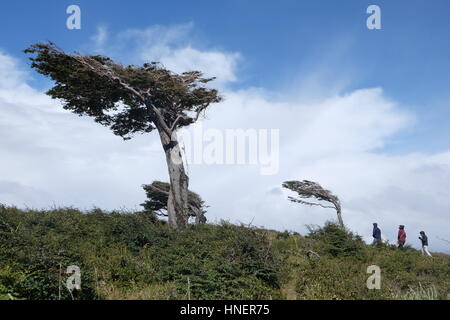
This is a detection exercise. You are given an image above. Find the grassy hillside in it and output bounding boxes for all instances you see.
[0,205,449,300]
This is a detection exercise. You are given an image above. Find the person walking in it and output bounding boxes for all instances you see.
[397,225,407,249]
[419,231,433,257]
[372,223,382,246]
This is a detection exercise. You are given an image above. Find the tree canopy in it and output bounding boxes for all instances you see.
[24,42,222,140]
[142,181,207,224]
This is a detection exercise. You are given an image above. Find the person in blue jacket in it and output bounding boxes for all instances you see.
[419,231,433,257]
[371,223,382,246]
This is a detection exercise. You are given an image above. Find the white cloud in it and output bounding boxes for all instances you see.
[90,25,108,53]
[158,46,239,84]
[88,23,240,86]
[1,25,450,253]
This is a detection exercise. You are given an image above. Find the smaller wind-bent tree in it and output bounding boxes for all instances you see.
[282,180,344,228]
[142,181,207,224]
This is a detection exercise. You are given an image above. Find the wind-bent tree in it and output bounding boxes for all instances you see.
[25,42,222,229]
[282,180,344,228]
[142,181,207,224]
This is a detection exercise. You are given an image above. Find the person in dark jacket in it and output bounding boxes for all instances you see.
[419,231,432,257]
[371,223,382,246]
[397,225,407,249]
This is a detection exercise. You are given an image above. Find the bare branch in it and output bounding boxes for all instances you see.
[72,54,145,103]
[287,197,336,210]
[170,104,208,132]
[145,100,173,136]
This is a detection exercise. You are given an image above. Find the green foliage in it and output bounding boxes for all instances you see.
[147,222,282,299]
[141,181,206,221]
[1,207,448,300]
[24,43,222,139]
[0,206,280,300]
[305,222,366,258]
[272,222,450,300]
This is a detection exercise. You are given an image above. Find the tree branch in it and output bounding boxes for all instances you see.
[73,55,145,103]
[170,103,209,131]
[288,197,336,210]
[144,184,170,196]
[72,52,172,137]
[146,100,172,136]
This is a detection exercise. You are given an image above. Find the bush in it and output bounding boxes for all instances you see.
[305,222,366,258]
[0,207,282,300]
[1,207,448,300]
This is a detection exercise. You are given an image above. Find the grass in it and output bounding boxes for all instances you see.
[0,205,449,300]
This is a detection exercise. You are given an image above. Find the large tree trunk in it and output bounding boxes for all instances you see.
[158,128,189,229]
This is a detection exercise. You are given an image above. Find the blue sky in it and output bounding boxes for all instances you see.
[1,0,449,153]
[1,1,450,251]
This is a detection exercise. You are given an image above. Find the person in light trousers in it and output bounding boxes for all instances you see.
[419,231,432,257]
